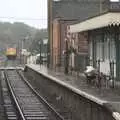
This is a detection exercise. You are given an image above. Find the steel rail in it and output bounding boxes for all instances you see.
[17,70,65,120]
[4,70,26,120]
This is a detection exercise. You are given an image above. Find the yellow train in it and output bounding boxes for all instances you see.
[6,48,17,59]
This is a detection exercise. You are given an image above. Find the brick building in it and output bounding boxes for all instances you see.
[48,0,110,71]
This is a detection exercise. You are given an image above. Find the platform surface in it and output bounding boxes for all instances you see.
[26,64,120,119]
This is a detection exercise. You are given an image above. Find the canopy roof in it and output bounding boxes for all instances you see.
[70,12,120,33]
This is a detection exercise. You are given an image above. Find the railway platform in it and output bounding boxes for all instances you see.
[25,64,120,120]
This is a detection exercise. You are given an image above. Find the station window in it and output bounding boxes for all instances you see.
[95,35,104,61]
[104,34,116,61]
[92,33,116,62]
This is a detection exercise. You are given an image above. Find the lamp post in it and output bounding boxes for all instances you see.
[47,0,52,68]
[22,36,29,65]
[18,39,21,65]
[39,40,42,67]
[22,38,25,65]
[64,39,69,74]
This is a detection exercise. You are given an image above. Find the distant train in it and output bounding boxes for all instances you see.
[6,48,17,60]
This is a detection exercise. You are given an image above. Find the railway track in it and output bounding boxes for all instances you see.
[1,71,19,120]
[2,69,64,120]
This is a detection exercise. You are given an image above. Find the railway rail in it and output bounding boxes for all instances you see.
[2,69,64,120]
[1,71,19,120]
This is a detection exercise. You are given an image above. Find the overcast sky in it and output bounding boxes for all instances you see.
[0,0,47,29]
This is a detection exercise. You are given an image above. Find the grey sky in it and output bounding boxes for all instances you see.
[0,0,47,29]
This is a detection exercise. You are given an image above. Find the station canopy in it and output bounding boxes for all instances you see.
[70,12,120,33]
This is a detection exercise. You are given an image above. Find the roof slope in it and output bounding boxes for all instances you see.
[70,12,120,33]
